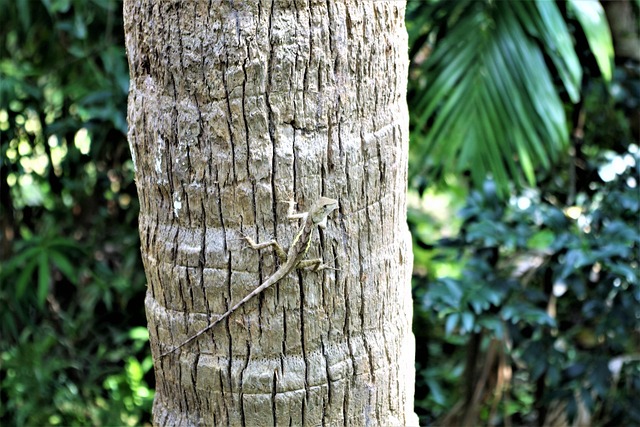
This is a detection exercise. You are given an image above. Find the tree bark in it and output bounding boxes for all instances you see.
[124,1,416,425]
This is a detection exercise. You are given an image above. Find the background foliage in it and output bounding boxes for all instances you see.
[1,1,638,426]
[0,0,152,425]
[408,0,640,425]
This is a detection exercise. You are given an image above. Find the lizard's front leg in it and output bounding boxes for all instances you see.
[284,200,308,222]
[242,235,288,263]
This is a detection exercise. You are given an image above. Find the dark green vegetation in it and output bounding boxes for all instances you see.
[1,1,638,426]
[408,1,640,425]
[1,0,152,425]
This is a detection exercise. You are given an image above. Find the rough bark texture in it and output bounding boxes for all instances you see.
[124,1,416,425]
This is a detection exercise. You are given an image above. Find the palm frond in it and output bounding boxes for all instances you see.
[567,0,614,83]
[408,1,584,194]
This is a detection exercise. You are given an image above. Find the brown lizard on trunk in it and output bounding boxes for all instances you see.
[160,196,339,357]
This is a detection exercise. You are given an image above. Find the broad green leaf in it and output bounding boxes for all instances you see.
[445,313,460,335]
[461,312,475,333]
[141,355,154,373]
[478,318,504,337]
[46,0,72,14]
[568,0,614,83]
[594,243,631,260]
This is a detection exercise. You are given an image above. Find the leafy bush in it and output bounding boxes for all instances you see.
[411,91,640,425]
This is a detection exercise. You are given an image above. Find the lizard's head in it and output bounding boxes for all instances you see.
[310,196,339,228]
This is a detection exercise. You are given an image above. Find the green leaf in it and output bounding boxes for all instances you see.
[49,250,78,283]
[126,357,144,382]
[128,327,149,341]
[16,257,38,299]
[568,0,614,83]
[48,237,83,251]
[527,230,555,249]
[609,264,639,284]
[426,378,447,406]
[531,1,582,103]
[445,313,460,335]
[0,246,41,277]
[46,0,72,14]
[37,253,50,308]
[461,312,475,333]
[502,302,555,327]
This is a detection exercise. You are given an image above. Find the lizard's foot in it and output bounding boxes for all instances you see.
[298,257,342,272]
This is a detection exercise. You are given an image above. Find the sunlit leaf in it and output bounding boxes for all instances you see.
[568,0,614,83]
[128,327,149,341]
[126,357,143,382]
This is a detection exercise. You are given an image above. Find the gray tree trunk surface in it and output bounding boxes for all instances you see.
[124,1,416,425]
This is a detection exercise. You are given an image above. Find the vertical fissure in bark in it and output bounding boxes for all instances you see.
[271,369,278,425]
[291,136,299,199]
[265,0,281,211]
[241,56,252,182]
[190,357,201,423]
[297,267,309,418]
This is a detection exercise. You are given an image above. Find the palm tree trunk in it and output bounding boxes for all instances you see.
[124,1,416,425]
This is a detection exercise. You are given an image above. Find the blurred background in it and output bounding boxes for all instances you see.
[1,1,638,425]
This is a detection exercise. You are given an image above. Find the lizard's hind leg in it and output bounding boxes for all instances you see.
[297,257,340,272]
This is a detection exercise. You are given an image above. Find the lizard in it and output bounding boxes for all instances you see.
[160,196,339,357]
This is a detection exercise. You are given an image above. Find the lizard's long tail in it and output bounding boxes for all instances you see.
[160,268,288,357]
